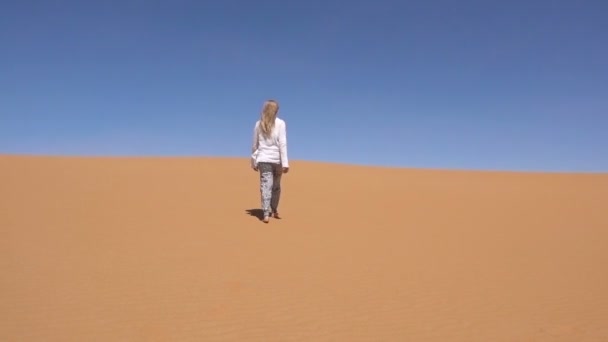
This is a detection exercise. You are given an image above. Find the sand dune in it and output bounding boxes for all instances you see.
[1,155,607,341]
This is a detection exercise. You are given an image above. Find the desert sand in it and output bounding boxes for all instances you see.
[1,154,607,341]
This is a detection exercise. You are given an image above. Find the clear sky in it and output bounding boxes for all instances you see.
[1,0,606,172]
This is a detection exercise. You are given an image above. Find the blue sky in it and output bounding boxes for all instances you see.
[1,0,606,172]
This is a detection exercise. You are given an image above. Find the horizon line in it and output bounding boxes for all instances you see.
[1,152,607,175]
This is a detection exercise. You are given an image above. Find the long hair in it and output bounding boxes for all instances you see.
[259,99,279,139]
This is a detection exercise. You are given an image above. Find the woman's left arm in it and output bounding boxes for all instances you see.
[252,122,259,154]
[251,122,260,171]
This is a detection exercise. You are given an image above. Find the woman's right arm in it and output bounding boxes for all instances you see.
[278,121,289,171]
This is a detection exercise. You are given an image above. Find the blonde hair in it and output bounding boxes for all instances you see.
[259,99,279,138]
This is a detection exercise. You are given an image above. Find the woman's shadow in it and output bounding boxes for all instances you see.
[245,209,265,221]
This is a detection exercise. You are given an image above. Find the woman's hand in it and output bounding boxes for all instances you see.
[282,167,289,174]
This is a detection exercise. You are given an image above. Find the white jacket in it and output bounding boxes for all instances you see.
[251,117,289,168]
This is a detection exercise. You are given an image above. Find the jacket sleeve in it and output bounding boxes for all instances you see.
[279,121,289,167]
[252,122,259,154]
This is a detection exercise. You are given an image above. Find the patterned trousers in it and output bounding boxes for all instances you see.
[258,162,283,216]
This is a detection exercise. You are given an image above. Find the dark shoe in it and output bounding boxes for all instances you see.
[272,212,281,219]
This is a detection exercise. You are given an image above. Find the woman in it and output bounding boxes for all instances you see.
[251,99,289,223]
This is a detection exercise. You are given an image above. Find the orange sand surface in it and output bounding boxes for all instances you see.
[1,155,608,341]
